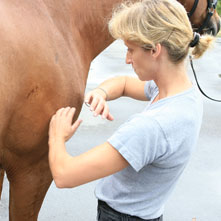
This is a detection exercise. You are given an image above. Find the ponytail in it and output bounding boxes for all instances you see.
[191,34,214,58]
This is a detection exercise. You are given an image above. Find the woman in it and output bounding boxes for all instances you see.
[48,0,213,220]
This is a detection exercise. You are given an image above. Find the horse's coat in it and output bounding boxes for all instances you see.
[0,0,219,220]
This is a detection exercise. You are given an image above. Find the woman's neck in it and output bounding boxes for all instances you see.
[153,59,192,100]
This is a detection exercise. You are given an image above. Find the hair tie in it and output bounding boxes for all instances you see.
[190,32,200,47]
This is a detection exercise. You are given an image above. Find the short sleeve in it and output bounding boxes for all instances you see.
[107,114,168,172]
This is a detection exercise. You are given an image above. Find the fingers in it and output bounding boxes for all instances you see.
[99,103,109,118]
[55,107,65,116]
[49,107,82,142]
[71,119,82,133]
[84,90,114,121]
[89,96,101,112]
[84,89,106,112]
[107,113,114,121]
[67,107,76,123]
[84,91,93,105]
[93,99,106,116]
[53,107,71,123]
[89,101,113,121]
[51,107,78,128]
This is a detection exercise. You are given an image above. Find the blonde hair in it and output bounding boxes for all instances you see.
[108,0,214,63]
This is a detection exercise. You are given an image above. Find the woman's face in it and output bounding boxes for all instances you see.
[124,41,154,81]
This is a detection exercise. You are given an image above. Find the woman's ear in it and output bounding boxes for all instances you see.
[151,43,161,58]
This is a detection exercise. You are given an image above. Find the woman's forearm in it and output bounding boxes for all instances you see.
[96,76,127,101]
[48,139,71,188]
[96,76,148,101]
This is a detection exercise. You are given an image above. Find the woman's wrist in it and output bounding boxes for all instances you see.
[48,137,66,148]
[95,87,109,100]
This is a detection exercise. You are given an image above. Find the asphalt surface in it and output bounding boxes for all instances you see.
[0,39,221,221]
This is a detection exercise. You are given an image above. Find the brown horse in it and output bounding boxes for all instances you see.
[0,0,220,220]
[181,0,220,34]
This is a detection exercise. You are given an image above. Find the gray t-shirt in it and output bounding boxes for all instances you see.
[95,80,203,219]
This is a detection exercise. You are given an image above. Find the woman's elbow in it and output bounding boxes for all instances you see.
[53,170,78,188]
[52,175,64,189]
[53,177,76,188]
[51,166,69,188]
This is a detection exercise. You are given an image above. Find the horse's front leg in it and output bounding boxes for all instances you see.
[5,145,52,221]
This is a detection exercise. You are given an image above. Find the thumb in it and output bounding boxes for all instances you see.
[65,119,83,142]
[71,119,83,134]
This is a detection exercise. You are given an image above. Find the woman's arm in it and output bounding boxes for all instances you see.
[85,76,148,120]
[88,76,148,101]
[48,107,128,188]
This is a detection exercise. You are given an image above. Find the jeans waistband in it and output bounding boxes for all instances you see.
[98,200,163,221]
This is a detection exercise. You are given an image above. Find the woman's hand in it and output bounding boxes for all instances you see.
[85,88,114,121]
[49,107,82,143]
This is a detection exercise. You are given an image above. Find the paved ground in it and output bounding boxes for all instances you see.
[0,39,221,221]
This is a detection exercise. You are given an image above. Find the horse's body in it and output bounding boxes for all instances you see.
[0,0,220,220]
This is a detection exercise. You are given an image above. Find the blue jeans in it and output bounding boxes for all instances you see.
[97,200,163,221]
